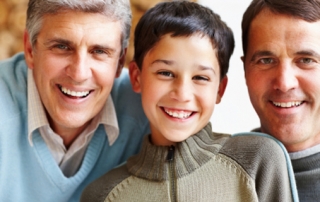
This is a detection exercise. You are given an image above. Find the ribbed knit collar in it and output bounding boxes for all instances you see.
[127,123,230,181]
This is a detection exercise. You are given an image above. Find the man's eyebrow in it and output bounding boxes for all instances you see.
[250,50,275,62]
[43,38,73,46]
[296,50,320,59]
[43,38,117,53]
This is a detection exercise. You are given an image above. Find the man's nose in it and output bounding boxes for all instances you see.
[65,52,92,82]
[272,61,298,92]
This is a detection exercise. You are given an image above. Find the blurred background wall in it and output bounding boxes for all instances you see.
[0,0,259,134]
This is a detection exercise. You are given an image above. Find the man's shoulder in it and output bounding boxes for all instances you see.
[0,53,28,120]
[111,69,139,106]
[111,68,147,121]
[0,53,27,74]
[0,53,28,89]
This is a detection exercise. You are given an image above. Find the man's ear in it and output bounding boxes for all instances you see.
[128,61,141,93]
[24,30,34,70]
[115,48,127,78]
[216,76,228,104]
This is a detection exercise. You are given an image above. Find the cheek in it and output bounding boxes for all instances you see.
[246,71,263,93]
[196,87,217,113]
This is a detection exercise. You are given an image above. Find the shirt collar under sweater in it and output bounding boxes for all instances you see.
[127,123,230,182]
[27,69,119,146]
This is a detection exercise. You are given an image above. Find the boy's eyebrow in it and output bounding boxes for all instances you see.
[151,59,174,65]
[151,59,216,73]
[198,65,214,71]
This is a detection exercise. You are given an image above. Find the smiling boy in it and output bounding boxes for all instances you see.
[81,2,297,201]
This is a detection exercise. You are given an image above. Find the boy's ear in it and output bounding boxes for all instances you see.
[240,56,244,63]
[116,48,127,78]
[24,30,35,70]
[216,76,228,104]
[129,61,142,93]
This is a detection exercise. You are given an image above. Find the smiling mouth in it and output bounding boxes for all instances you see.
[272,101,303,108]
[163,107,194,119]
[59,85,91,98]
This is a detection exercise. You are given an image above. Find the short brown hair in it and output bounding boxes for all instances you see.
[133,1,234,80]
[242,0,320,56]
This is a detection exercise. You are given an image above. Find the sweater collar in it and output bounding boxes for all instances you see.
[127,123,230,181]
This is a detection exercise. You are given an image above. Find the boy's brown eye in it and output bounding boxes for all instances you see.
[193,75,209,81]
[158,71,174,77]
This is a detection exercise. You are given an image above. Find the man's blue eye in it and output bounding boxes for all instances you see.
[93,50,105,54]
[260,58,273,64]
[56,44,68,49]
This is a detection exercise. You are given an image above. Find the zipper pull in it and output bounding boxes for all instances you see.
[166,145,175,161]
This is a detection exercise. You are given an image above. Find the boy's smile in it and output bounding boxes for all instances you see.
[130,34,227,146]
[162,107,193,119]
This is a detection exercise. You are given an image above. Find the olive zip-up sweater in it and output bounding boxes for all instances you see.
[81,123,297,202]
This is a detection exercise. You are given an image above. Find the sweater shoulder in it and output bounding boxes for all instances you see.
[219,133,295,202]
[0,53,28,121]
[219,133,287,175]
[111,69,149,133]
[80,163,131,202]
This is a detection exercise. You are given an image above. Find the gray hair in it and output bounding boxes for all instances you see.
[26,0,132,52]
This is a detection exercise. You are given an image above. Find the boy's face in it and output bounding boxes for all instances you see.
[130,34,227,146]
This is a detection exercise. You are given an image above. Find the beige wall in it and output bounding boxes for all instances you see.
[0,0,28,60]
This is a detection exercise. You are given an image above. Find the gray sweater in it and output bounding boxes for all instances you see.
[81,123,296,202]
[291,151,320,201]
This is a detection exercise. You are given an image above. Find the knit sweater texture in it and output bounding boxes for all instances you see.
[291,149,320,201]
[253,127,318,202]
[0,53,150,202]
[81,123,297,202]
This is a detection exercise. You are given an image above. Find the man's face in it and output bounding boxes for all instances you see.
[24,11,124,137]
[243,8,320,152]
[130,34,227,146]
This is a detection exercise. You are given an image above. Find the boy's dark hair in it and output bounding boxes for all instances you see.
[133,1,234,79]
[242,0,320,56]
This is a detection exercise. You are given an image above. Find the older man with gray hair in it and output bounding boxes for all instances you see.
[0,0,149,201]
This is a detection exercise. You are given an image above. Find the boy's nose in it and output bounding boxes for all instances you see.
[170,79,193,102]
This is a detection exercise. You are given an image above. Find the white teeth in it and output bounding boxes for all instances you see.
[164,108,192,119]
[61,86,90,97]
[273,101,302,108]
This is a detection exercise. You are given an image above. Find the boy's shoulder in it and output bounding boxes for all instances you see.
[80,163,130,202]
[219,132,288,174]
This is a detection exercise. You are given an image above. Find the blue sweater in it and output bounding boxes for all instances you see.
[0,53,150,202]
